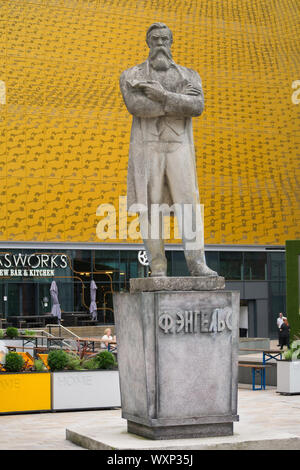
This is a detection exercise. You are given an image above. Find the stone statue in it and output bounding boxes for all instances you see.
[120,23,217,277]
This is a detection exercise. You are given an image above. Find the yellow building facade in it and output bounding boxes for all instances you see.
[0,0,299,246]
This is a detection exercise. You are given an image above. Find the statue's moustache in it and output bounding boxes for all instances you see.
[149,46,173,60]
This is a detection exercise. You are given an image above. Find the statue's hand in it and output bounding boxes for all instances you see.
[138,81,167,103]
[184,82,202,96]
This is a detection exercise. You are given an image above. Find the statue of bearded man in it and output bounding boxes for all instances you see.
[120,23,217,278]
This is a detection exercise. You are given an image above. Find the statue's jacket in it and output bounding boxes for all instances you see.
[120,59,205,210]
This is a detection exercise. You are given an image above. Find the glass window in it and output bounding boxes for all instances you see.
[219,252,243,280]
[244,252,267,280]
[55,281,74,313]
[39,282,52,315]
[94,250,120,282]
[268,252,286,281]
[206,252,219,274]
[0,283,5,318]
[166,251,172,277]
[269,281,286,335]
[7,283,20,317]
[98,281,120,324]
[120,250,139,284]
[94,250,119,270]
[73,281,87,312]
[22,283,38,316]
[73,250,91,275]
[171,251,189,276]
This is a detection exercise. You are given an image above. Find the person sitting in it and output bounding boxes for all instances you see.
[101,328,117,351]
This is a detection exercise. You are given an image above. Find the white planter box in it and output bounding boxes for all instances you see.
[52,370,121,410]
[277,361,300,394]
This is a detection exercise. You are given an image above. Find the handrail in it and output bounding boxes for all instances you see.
[45,323,81,340]
[59,324,81,339]
[33,329,54,338]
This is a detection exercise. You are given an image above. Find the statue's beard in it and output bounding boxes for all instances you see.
[149,47,173,71]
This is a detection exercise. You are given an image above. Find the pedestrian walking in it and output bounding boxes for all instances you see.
[277,312,284,346]
[279,317,290,350]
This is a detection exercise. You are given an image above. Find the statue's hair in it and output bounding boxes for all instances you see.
[146,23,173,46]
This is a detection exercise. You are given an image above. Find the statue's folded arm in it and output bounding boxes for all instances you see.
[119,73,165,118]
[163,91,204,117]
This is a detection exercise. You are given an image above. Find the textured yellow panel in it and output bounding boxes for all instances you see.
[64,179,83,240]
[0,0,299,244]
[26,177,46,241]
[0,177,7,240]
[6,177,27,240]
[0,372,51,414]
[0,114,6,178]
[45,178,65,241]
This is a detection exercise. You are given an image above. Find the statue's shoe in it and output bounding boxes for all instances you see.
[150,262,167,277]
[188,262,218,277]
[150,269,167,277]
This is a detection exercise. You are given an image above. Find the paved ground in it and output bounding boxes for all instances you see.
[66,385,300,450]
[1,384,300,450]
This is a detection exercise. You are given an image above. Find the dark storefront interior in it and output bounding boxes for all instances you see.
[0,248,286,337]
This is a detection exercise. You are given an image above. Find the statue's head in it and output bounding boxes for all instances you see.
[146,23,173,70]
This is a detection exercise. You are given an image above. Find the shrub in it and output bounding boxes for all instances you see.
[284,340,300,361]
[283,349,293,361]
[47,350,69,371]
[4,352,24,372]
[6,327,19,339]
[94,351,116,370]
[0,329,4,339]
[34,359,47,371]
[65,353,82,371]
[24,330,36,337]
[82,358,99,370]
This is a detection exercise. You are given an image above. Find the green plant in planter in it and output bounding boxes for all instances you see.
[65,353,82,371]
[0,329,4,339]
[94,351,117,370]
[5,327,19,339]
[4,352,24,372]
[34,359,47,371]
[47,349,69,371]
[24,330,36,337]
[82,358,99,370]
[283,340,300,361]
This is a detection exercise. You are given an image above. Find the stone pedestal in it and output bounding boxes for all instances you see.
[113,276,239,440]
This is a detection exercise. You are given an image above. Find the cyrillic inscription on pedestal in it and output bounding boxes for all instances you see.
[158,307,232,334]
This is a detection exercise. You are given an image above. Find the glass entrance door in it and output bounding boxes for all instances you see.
[7,283,20,318]
[6,283,38,317]
[22,283,37,316]
[0,283,5,318]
